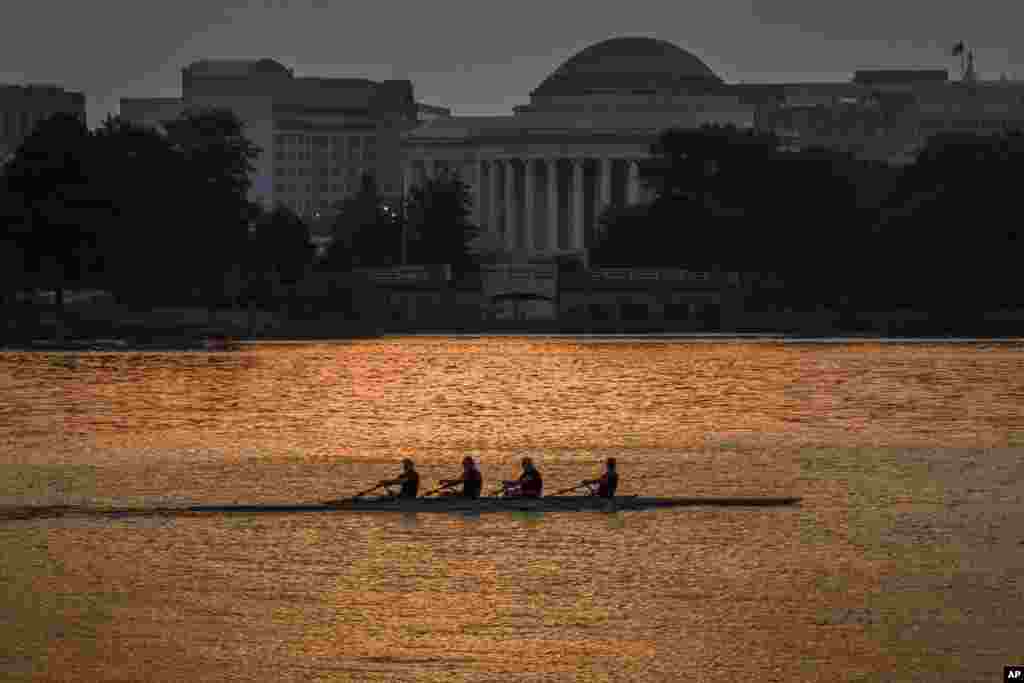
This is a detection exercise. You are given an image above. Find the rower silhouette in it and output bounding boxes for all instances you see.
[582,457,619,498]
[439,456,483,498]
[502,457,543,498]
[378,458,419,498]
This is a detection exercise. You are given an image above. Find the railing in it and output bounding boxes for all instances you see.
[591,268,718,282]
[357,265,451,283]
[355,266,739,288]
[481,264,557,299]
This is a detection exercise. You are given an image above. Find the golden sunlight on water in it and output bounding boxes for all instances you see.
[1,338,1023,682]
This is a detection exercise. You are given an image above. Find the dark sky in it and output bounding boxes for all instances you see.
[3,0,1022,127]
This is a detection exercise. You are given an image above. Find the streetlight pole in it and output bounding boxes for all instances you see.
[394,201,406,266]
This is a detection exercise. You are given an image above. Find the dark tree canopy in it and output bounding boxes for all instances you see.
[323,173,401,269]
[404,174,479,273]
[1,113,107,304]
[249,205,315,287]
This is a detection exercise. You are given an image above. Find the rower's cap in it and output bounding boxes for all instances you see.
[607,457,617,467]
[402,457,415,467]
[463,455,475,465]
[522,456,533,466]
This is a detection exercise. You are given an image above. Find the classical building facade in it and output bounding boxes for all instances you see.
[120,59,435,215]
[402,36,1024,261]
[0,84,87,165]
[402,37,754,261]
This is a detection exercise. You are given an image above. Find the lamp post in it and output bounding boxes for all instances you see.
[399,203,407,266]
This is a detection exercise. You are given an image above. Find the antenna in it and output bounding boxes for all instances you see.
[965,50,977,83]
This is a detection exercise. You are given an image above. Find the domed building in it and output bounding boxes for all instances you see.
[530,36,723,98]
[401,37,753,261]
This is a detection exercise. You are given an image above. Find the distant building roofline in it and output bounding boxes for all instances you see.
[852,69,949,85]
[417,102,452,115]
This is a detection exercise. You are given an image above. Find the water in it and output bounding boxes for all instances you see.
[2,338,1023,682]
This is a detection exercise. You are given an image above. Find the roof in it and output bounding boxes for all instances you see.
[184,59,292,78]
[853,69,949,85]
[533,37,722,96]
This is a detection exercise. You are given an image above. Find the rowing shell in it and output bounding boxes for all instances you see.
[0,496,801,520]
[315,495,802,513]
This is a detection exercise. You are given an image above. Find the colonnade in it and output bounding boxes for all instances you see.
[402,156,645,255]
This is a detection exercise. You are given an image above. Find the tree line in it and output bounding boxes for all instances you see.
[0,108,479,309]
[593,125,1024,312]
[2,110,1021,314]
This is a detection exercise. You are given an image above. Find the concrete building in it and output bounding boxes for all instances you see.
[0,84,87,165]
[402,36,1024,261]
[741,68,1024,164]
[120,59,423,217]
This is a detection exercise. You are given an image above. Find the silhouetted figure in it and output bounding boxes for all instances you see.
[582,457,619,498]
[379,458,420,498]
[440,455,483,498]
[502,457,543,498]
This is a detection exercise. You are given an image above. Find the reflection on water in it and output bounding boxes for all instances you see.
[1,338,1023,682]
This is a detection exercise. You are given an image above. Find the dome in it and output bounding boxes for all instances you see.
[185,59,292,78]
[533,37,721,96]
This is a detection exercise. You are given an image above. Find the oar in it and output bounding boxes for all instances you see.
[551,482,594,496]
[322,482,389,507]
[422,481,459,497]
[351,482,388,500]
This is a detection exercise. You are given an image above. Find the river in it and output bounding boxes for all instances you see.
[1,337,1022,682]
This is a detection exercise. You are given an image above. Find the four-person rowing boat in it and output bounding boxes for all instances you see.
[0,495,801,521]
[315,495,801,512]
[0,456,802,520]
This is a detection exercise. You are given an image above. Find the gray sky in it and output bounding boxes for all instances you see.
[2,0,1021,127]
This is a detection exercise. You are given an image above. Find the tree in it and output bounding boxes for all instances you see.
[875,131,1024,308]
[404,174,479,273]
[2,113,108,307]
[591,125,782,270]
[162,107,263,302]
[0,184,31,303]
[90,115,190,302]
[323,173,400,269]
[247,205,315,300]
[640,124,780,207]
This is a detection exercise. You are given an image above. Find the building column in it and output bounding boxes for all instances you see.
[571,158,584,251]
[599,158,612,211]
[473,159,485,227]
[488,159,500,237]
[627,159,640,205]
[546,158,559,253]
[504,159,517,251]
[523,158,535,254]
[403,162,415,199]
[597,157,612,241]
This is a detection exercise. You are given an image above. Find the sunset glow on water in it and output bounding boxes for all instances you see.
[2,338,1022,681]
